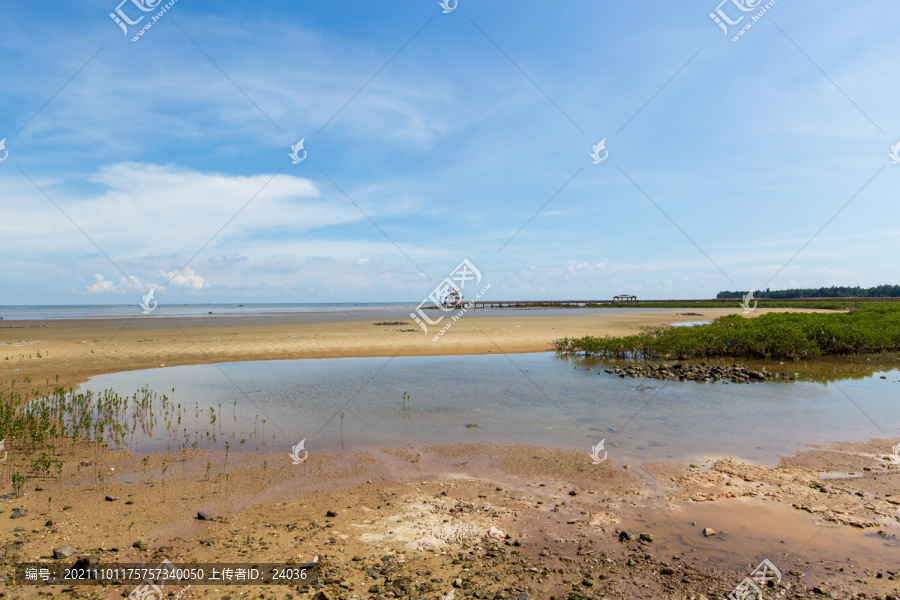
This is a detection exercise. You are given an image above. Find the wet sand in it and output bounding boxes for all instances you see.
[0,307,828,394]
[1,441,897,599]
[3,306,897,599]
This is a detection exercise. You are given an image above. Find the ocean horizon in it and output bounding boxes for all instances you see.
[0,302,418,320]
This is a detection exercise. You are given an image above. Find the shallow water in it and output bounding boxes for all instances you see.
[80,352,900,466]
[0,303,667,321]
[620,496,899,573]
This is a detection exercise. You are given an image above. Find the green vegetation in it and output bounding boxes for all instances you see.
[487,300,860,310]
[554,302,900,360]
[717,284,900,299]
[589,300,856,309]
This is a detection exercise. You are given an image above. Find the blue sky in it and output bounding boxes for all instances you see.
[1,0,898,304]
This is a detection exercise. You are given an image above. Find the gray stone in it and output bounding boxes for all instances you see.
[53,545,78,559]
[618,529,636,541]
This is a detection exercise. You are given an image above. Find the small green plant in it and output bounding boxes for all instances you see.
[224,441,230,471]
[30,452,54,478]
[12,471,25,496]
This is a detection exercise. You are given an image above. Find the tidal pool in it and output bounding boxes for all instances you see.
[78,352,900,466]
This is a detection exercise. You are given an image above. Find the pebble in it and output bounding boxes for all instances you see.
[53,545,78,559]
[703,528,716,537]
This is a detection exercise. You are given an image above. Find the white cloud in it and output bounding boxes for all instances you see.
[159,267,207,290]
[208,253,249,264]
[84,273,157,294]
[86,274,116,294]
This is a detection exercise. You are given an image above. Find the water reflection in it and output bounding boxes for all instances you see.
[79,352,900,466]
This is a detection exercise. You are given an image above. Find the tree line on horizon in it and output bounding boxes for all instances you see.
[716,285,900,299]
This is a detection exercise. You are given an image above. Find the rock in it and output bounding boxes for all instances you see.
[13,526,24,532]
[105,496,119,501]
[53,545,78,559]
[197,511,213,521]
[133,538,147,550]
[619,529,637,541]
[813,586,828,595]
[44,520,53,527]
[10,508,26,519]
[639,532,654,543]
[661,566,676,575]
[73,557,99,570]
[312,591,333,600]
[325,510,337,518]
[703,528,716,537]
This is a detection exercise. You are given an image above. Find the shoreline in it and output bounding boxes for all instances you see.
[2,306,898,598]
[1,307,831,394]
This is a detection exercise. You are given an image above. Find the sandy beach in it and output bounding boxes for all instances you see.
[1,440,898,599]
[1,307,827,394]
[1,306,898,600]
